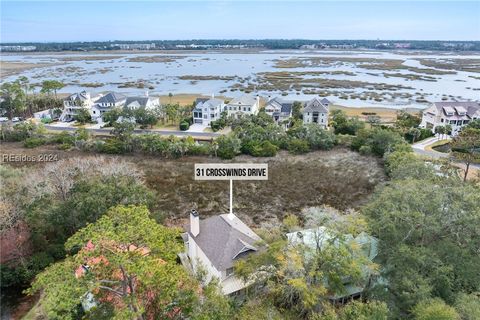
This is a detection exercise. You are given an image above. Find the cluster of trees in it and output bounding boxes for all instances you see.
[215,112,336,159]
[0,78,64,119]
[6,39,480,51]
[0,158,155,291]
[363,143,480,319]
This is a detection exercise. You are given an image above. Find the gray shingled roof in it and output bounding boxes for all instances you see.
[433,101,480,118]
[124,96,150,108]
[66,91,89,101]
[266,97,293,114]
[97,92,127,104]
[189,214,261,271]
[228,95,258,106]
[303,97,329,113]
[195,98,224,109]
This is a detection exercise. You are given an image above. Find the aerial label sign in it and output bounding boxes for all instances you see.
[194,163,268,180]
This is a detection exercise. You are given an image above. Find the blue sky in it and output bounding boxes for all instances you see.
[1,1,479,42]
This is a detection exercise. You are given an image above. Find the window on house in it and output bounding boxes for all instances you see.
[226,267,234,277]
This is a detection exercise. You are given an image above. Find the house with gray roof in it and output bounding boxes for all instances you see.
[264,97,293,127]
[91,92,127,122]
[420,101,480,136]
[226,95,260,119]
[303,97,330,128]
[124,95,160,111]
[60,91,101,122]
[192,96,225,126]
[184,209,262,295]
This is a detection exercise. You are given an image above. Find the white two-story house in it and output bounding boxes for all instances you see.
[420,101,480,136]
[91,92,127,123]
[60,91,101,122]
[226,95,260,119]
[184,209,262,295]
[192,97,225,126]
[303,97,330,128]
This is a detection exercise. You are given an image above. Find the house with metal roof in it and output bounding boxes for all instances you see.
[192,97,225,126]
[226,95,260,119]
[286,227,378,303]
[303,97,330,128]
[420,101,480,136]
[264,97,293,127]
[183,209,262,295]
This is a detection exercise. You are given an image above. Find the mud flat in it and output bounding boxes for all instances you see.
[0,61,59,78]
[126,55,187,63]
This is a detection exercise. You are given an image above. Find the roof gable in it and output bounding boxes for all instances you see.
[190,214,261,271]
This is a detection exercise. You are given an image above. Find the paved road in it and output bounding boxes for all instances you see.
[45,125,221,139]
[412,136,450,159]
[412,135,480,170]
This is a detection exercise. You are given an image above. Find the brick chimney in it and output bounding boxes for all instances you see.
[190,209,199,237]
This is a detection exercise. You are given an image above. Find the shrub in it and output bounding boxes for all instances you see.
[188,143,210,156]
[412,299,460,320]
[23,137,47,148]
[1,122,36,142]
[352,128,406,157]
[179,121,190,131]
[336,134,355,147]
[251,140,279,157]
[359,145,372,155]
[99,139,127,154]
[211,118,227,132]
[288,124,335,150]
[216,135,241,159]
[58,143,72,150]
[51,131,75,145]
[287,138,310,154]
[41,117,53,124]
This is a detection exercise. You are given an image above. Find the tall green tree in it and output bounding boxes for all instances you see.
[28,205,198,320]
[74,108,92,124]
[40,80,65,98]
[450,128,480,181]
[0,81,26,118]
[363,175,480,316]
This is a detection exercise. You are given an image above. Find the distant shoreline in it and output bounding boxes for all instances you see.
[2,48,480,56]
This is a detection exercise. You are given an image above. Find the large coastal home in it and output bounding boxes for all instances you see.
[264,97,293,127]
[287,227,378,304]
[420,101,480,136]
[302,97,331,128]
[91,92,127,122]
[123,95,160,111]
[183,209,262,295]
[60,91,101,122]
[226,95,260,119]
[192,97,225,126]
